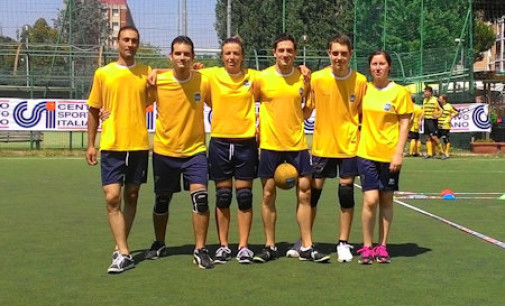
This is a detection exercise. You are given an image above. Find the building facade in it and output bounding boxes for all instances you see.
[99,0,135,47]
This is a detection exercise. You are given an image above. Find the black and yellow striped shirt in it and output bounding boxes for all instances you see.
[423,96,441,119]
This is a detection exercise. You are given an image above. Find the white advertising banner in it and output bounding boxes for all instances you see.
[0,99,488,133]
[448,103,491,133]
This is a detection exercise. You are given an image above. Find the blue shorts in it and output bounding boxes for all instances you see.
[153,152,208,194]
[357,157,400,192]
[258,149,312,178]
[209,137,258,181]
[100,150,149,186]
[312,156,358,179]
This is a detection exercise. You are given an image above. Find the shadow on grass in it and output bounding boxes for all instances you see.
[131,241,430,264]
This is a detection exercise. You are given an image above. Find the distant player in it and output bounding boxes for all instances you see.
[286,34,367,263]
[357,50,413,265]
[407,96,423,157]
[145,36,214,269]
[422,86,444,158]
[86,26,154,274]
[437,94,459,158]
[253,33,330,263]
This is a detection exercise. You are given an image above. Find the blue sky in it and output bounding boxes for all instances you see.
[0,0,219,48]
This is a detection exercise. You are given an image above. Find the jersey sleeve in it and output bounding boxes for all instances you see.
[87,69,103,109]
[396,87,414,115]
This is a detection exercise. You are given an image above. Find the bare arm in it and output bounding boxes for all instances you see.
[86,107,100,166]
[390,114,412,172]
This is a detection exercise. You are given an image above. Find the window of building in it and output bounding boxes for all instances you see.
[112,22,119,32]
[112,9,119,17]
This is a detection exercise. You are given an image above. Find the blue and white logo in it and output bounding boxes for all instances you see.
[13,101,54,128]
[472,104,491,130]
[194,92,201,102]
[350,94,356,103]
[383,102,392,112]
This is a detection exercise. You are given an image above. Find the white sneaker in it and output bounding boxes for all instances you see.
[286,238,302,258]
[336,242,353,263]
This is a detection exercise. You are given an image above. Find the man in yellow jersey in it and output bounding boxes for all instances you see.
[286,34,367,263]
[86,26,154,274]
[422,86,444,158]
[406,96,424,157]
[437,94,459,158]
[252,33,330,263]
[145,36,214,269]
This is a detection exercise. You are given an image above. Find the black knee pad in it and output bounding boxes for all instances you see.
[338,184,355,209]
[236,188,253,211]
[154,194,172,215]
[215,187,232,209]
[310,188,322,208]
[191,189,209,213]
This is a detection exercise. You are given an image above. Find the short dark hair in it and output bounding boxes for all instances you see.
[171,36,194,55]
[424,86,433,93]
[328,34,353,51]
[117,26,139,41]
[367,50,392,66]
[273,33,297,51]
[221,35,245,55]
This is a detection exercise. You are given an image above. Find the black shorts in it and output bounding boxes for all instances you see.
[208,137,258,181]
[312,156,358,179]
[152,152,208,194]
[424,119,438,136]
[258,149,312,178]
[438,129,450,142]
[100,150,149,186]
[408,131,420,140]
[357,157,400,192]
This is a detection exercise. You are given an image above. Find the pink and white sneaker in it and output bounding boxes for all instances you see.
[373,245,391,263]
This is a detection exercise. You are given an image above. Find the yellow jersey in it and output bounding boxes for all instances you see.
[256,66,309,151]
[357,82,413,162]
[410,104,423,133]
[153,70,211,157]
[423,96,441,119]
[200,67,258,138]
[309,67,367,157]
[87,62,154,151]
[438,103,459,130]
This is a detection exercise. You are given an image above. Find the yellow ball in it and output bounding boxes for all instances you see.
[274,163,298,190]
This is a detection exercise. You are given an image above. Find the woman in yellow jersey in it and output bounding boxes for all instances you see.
[356,50,413,265]
[201,37,259,264]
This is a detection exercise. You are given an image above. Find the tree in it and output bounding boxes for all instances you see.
[214,0,353,54]
[473,19,495,62]
[55,0,109,46]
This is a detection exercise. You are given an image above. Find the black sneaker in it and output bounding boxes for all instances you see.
[107,254,135,274]
[253,246,278,263]
[193,248,214,269]
[145,241,167,260]
[298,246,330,263]
[213,246,232,264]
[236,247,254,264]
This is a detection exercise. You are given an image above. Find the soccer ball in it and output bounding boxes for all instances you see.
[274,163,298,190]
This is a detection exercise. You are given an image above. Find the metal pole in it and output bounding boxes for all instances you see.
[282,0,286,32]
[182,0,187,36]
[383,0,387,50]
[24,25,29,87]
[468,0,474,93]
[302,35,308,66]
[420,0,424,76]
[226,0,231,37]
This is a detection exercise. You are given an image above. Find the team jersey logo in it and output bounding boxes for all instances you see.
[350,94,356,103]
[383,102,392,112]
[243,79,250,87]
[299,87,304,96]
[194,92,201,102]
